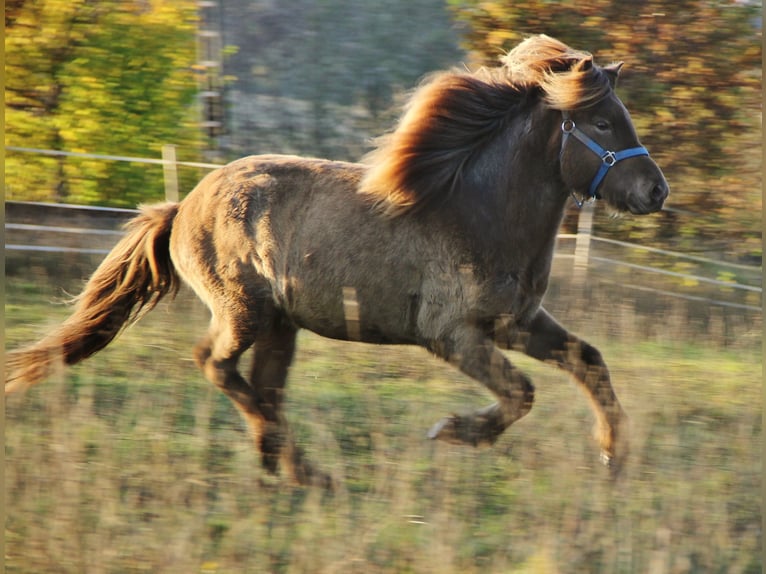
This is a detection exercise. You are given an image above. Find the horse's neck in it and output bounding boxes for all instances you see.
[458,107,569,258]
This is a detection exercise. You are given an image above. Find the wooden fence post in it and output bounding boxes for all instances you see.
[573,201,595,286]
[161,144,179,202]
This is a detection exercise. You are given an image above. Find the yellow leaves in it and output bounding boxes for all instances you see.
[485,28,518,51]
[459,1,522,51]
[582,14,607,29]
[715,271,738,294]
[478,1,510,20]
[654,107,675,123]
[672,262,699,288]
[6,0,200,205]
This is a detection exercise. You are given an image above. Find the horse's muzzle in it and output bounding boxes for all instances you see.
[629,179,669,214]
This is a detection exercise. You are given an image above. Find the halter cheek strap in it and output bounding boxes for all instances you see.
[560,112,649,206]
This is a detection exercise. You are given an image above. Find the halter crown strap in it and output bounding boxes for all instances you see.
[560,113,649,203]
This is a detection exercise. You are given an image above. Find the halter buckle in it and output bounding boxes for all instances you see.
[601,150,617,166]
[561,119,575,134]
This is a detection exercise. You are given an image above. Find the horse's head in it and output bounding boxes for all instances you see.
[558,63,669,214]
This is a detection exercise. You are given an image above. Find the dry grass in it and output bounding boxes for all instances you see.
[4,261,761,573]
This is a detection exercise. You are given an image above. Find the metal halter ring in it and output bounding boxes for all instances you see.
[601,150,617,166]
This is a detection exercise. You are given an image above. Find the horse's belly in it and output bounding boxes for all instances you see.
[280,278,420,346]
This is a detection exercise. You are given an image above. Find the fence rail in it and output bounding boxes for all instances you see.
[588,236,758,272]
[589,255,760,293]
[6,146,223,170]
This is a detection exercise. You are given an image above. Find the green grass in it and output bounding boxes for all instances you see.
[5,270,762,573]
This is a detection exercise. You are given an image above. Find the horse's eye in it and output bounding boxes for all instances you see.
[595,120,610,131]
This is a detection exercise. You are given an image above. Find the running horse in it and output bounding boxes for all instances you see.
[6,35,668,485]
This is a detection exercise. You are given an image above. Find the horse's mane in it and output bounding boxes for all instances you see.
[359,34,613,216]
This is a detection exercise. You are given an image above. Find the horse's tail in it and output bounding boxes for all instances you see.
[6,202,181,394]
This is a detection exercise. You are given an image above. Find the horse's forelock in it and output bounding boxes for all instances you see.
[539,65,613,110]
[502,34,613,110]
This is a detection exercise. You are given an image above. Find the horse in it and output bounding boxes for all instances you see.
[6,35,668,486]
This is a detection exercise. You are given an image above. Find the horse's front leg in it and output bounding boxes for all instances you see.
[427,325,535,447]
[504,307,629,476]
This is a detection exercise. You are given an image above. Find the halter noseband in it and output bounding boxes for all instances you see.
[560,112,649,207]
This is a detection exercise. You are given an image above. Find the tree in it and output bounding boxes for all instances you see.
[5,0,201,207]
[219,0,464,160]
[448,0,762,262]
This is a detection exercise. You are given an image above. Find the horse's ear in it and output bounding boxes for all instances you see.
[603,61,624,87]
[572,56,593,72]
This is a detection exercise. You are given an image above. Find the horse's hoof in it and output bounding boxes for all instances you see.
[291,460,334,490]
[258,472,281,489]
[427,415,495,447]
[427,417,450,440]
[427,416,465,443]
[301,463,337,492]
[601,449,627,480]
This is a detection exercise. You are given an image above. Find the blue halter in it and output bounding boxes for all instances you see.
[560,112,649,207]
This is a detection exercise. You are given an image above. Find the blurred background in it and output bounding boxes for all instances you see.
[5,1,762,573]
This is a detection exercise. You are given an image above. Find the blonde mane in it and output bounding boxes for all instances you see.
[359,34,613,216]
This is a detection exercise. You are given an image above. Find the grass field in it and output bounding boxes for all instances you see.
[4,260,762,573]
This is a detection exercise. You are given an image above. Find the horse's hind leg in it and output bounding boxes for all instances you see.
[427,324,536,447]
[194,317,329,487]
[193,319,258,441]
[247,322,331,488]
[246,321,295,476]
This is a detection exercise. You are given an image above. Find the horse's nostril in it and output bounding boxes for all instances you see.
[652,183,668,203]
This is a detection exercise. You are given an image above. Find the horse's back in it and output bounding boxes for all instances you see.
[170,153,357,283]
[169,154,422,341]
